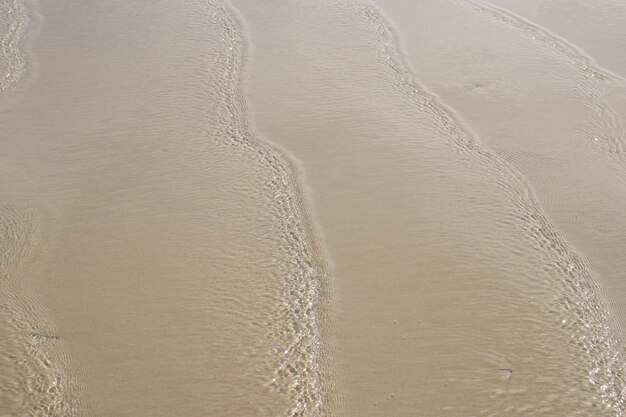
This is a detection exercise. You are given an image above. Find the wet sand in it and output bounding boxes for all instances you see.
[232,0,626,414]
[374,0,626,337]
[1,1,328,415]
[2,0,626,416]
[484,0,626,78]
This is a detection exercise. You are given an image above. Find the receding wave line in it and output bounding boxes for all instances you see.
[348,0,626,413]
[465,0,619,81]
[1,1,79,414]
[464,0,626,161]
[0,199,79,416]
[207,1,331,415]
[0,0,28,92]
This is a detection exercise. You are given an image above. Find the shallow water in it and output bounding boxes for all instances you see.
[484,0,626,78]
[1,0,328,415]
[234,0,626,415]
[0,0,27,92]
[2,0,626,416]
[461,0,626,337]
[374,0,626,354]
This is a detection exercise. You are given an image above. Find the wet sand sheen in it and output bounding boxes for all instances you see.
[456,0,626,340]
[483,0,626,79]
[2,0,626,416]
[0,0,28,92]
[1,0,329,415]
[374,0,626,379]
[232,0,626,415]
[2,1,77,415]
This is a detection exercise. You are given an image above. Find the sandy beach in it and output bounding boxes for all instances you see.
[2,0,626,416]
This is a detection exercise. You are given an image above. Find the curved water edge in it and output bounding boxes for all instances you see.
[2,0,334,414]
[355,0,626,413]
[1,1,80,415]
[210,1,333,415]
[465,0,620,81]
[0,0,28,92]
[463,0,626,162]
[3,0,624,415]
[0,200,79,416]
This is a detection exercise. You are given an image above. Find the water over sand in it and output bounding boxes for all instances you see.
[1,0,328,415]
[2,0,626,416]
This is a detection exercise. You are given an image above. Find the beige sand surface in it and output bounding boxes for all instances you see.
[374,0,626,337]
[1,0,328,415]
[2,0,626,416]
[233,0,626,415]
[485,0,626,78]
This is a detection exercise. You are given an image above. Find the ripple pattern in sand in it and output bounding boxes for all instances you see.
[0,200,78,417]
[463,0,626,163]
[350,0,626,413]
[203,2,330,414]
[0,0,27,92]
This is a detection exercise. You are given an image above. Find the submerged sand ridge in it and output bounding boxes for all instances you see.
[483,0,626,80]
[448,0,626,327]
[0,200,79,416]
[0,0,27,92]
[2,0,626,415]
[1,1,78,415]
[367,1,626,412]
[1,0,328,415]
[233,0,626,414]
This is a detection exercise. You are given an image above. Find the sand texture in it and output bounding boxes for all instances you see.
[2,0,626,416]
